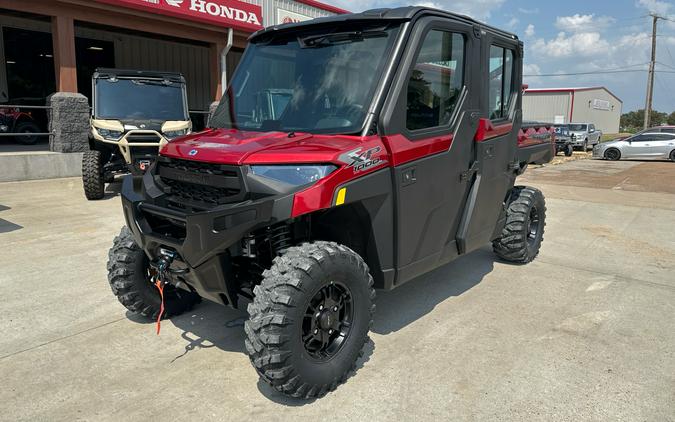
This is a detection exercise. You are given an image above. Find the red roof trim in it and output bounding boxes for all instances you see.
[293,0,350,14]
[525,86,623,103]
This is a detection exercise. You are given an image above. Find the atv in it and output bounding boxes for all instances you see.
[0,106,42,145]
[553,124,574,157]
[107,7,554,399]
[82,69,191,200]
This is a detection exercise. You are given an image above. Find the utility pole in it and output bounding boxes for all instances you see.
[644,14,659,129]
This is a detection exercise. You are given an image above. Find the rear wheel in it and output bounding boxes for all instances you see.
[604,148,621,161]
[245,241,375,399]
[107,226,200,319]
[670,150,675,162]
[82,150,105,200]
[14,122,41,145]
[493,186,546,264]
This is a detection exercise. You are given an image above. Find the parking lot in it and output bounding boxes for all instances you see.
[1,158,674,421]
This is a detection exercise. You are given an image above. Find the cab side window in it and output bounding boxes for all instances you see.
[406,30,465,131]
[488,45,515,120]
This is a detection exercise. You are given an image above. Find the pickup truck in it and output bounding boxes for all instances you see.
[568,122,602,151]
[106,6,554,399]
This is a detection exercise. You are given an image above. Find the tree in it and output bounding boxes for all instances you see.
[668,111,675,125]
[620,109,670,132]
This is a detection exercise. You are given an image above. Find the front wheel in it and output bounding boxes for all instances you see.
[82,150,105,200]
[14,122,41,145]
[493,186,546,263]
[245,242,375,399]
[604,148,621,161]
[564,145,573,157]
[107,227,200,319]
[669,150,675,162]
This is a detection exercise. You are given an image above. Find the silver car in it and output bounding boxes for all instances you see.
[593,132,675,161]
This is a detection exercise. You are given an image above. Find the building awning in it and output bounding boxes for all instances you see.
[92,0,263,32]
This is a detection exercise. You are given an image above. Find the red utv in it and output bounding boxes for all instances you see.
[0,107,42,145]
[106,7,554,399]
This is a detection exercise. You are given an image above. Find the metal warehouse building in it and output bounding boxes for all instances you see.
[523,87,623,134]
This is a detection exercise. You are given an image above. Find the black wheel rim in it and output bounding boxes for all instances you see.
[302,281,353,361]
[527,206,541,247]
[606,149,619,160]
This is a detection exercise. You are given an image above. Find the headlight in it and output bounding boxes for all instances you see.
[0,124,8,132]
[96,128,123,141]
[250,165,337,186]
[164,129,189,140]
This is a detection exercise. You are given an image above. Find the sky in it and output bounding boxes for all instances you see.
[322,0,675,113]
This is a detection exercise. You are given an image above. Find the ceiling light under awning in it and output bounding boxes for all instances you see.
[88,46,104,51]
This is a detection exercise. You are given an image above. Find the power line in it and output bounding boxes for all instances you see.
[524,70,675,77]
[523,62,651,77]
[657,61,675,71]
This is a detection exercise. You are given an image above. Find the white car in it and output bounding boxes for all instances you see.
[593,132,675,161]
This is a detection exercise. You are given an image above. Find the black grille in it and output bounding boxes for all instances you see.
[127,133,161,143]
[160,158,239,178]
[156,158,244,209]
[130,146,159,160]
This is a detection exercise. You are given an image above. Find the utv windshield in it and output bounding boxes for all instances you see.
[210,23,402,134]
[94,78,187,121]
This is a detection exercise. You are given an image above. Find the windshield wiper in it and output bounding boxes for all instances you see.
[131,79,175,87]
[299,30,387,48]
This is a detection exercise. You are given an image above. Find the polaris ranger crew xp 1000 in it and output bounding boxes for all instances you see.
[107,7,554,399]
[83,69,191,200]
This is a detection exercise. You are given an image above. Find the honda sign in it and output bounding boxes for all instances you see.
[94,0,263,32]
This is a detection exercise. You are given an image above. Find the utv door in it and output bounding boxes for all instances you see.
[455,36,523,254]
[379,17,481,285]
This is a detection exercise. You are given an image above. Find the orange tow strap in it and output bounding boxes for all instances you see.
[155,278,165,335]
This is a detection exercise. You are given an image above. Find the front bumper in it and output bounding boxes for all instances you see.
[592,145,605,159]
[93,129,169,166]
[121,170,294,306]
[555,141,571,152]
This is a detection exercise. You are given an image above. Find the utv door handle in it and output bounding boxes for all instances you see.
[401,168,416,186]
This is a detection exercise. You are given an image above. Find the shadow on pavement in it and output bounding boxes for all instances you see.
[124,245,495,405]
[0,218,23,233]
[373,246,494,334]
[102,182,122,200]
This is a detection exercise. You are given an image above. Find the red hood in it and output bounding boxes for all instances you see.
[161,128,368,165]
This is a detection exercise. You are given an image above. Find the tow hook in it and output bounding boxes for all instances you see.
[151,248,188,276]
[149,249,185,335]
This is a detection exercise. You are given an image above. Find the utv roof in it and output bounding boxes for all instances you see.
[251,6,519,41]
[93,68,186,83]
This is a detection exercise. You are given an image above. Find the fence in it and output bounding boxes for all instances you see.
[0,105,212,142]
[0,105,53,140]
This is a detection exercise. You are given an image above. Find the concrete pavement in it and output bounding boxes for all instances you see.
[1,160,674,421]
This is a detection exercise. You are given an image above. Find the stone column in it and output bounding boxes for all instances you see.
[48,92,90,153]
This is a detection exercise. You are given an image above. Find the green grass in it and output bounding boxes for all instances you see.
[601,133,630,142]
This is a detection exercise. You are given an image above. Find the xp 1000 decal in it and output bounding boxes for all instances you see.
[339,146,387,173]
